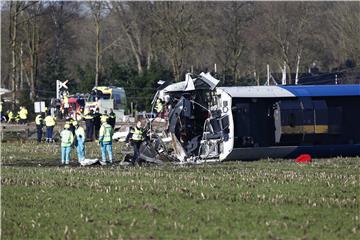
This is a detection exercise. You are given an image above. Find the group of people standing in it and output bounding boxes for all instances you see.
[35,107,117,166]
[35,111,57,143]
[34,106,148,167]
[59,116,114,166]
[83,108,116,141]
[59,118,147,167]
[35,108,116,143]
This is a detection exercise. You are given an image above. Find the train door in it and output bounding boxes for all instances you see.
[273,99,304,145]
[233,103,253,147]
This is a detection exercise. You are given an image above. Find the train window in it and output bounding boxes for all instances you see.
[221,115,229,129]
[113,94,121,110]
[114,95,121,104]
[102,94,111,100]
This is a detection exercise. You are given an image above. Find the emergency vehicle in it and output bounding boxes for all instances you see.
[85,86,127,121]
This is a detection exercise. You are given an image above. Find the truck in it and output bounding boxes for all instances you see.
[85,86,127,121]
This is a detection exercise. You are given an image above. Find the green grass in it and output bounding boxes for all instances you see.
[1,141,360,239]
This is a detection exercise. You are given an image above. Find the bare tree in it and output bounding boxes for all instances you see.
[213,2,254,84]
[89,2,106,86]
[109,2,155,75]
[20,2,43,101]
[261,2,315,84]
[9,1,21,108]
[151,2,201,81]
[328,2,360,65]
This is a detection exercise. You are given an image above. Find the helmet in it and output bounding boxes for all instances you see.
[72,121,78,126]
[64,124,70,129]
[136,121,142,128]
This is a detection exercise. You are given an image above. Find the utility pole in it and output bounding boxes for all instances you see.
[253,71,258,86]
[266,64,270,86]
[281,62,286,85]
[295,54,300,85]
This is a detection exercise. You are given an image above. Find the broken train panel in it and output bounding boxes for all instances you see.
[157,73,233,162]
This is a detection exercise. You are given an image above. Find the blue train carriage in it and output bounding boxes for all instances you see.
[218,84,360,160]
[161,73,360,162]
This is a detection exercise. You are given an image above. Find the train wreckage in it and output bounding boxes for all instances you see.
[123,72,360,164]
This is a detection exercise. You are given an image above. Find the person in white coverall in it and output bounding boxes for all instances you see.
[73,121,86,163]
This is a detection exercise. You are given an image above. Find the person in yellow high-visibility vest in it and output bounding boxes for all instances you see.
[44,112,56,143]
[63,95,69,117]
[100,110,109,124]
[7,110,14,123]
[18,106,28,124]
[35,112,44,143]
[155,99,164,118]
[60,123,74,166]
[15,112,20,123]
[98,117,113,165]
[83,109,94,141]
[125,121,146,166]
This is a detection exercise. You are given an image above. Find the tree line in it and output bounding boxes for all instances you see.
[1,1,359,110]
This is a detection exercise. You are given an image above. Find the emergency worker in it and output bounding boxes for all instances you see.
[15,112,20,123]
[65,116,75,136]
[100,110,109,124]
[63,95,69,117]
[93,108,101,139]
[7,110,14,123]
[126,121,146,166]
[108,108,116,128]
[155,99,164,118]
[84,109,94,141]
[35,112,44,143]
[73,121,86,163]
[60,123,74,166]
[19,106,28,124]
[98,118,113,165]
[44,111,56,142]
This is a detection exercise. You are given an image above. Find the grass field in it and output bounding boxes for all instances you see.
[1,141,359,239]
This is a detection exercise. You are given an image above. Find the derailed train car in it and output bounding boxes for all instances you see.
[155,73,360,162]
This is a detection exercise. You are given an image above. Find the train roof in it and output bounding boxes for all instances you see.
[220,84,360,98]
